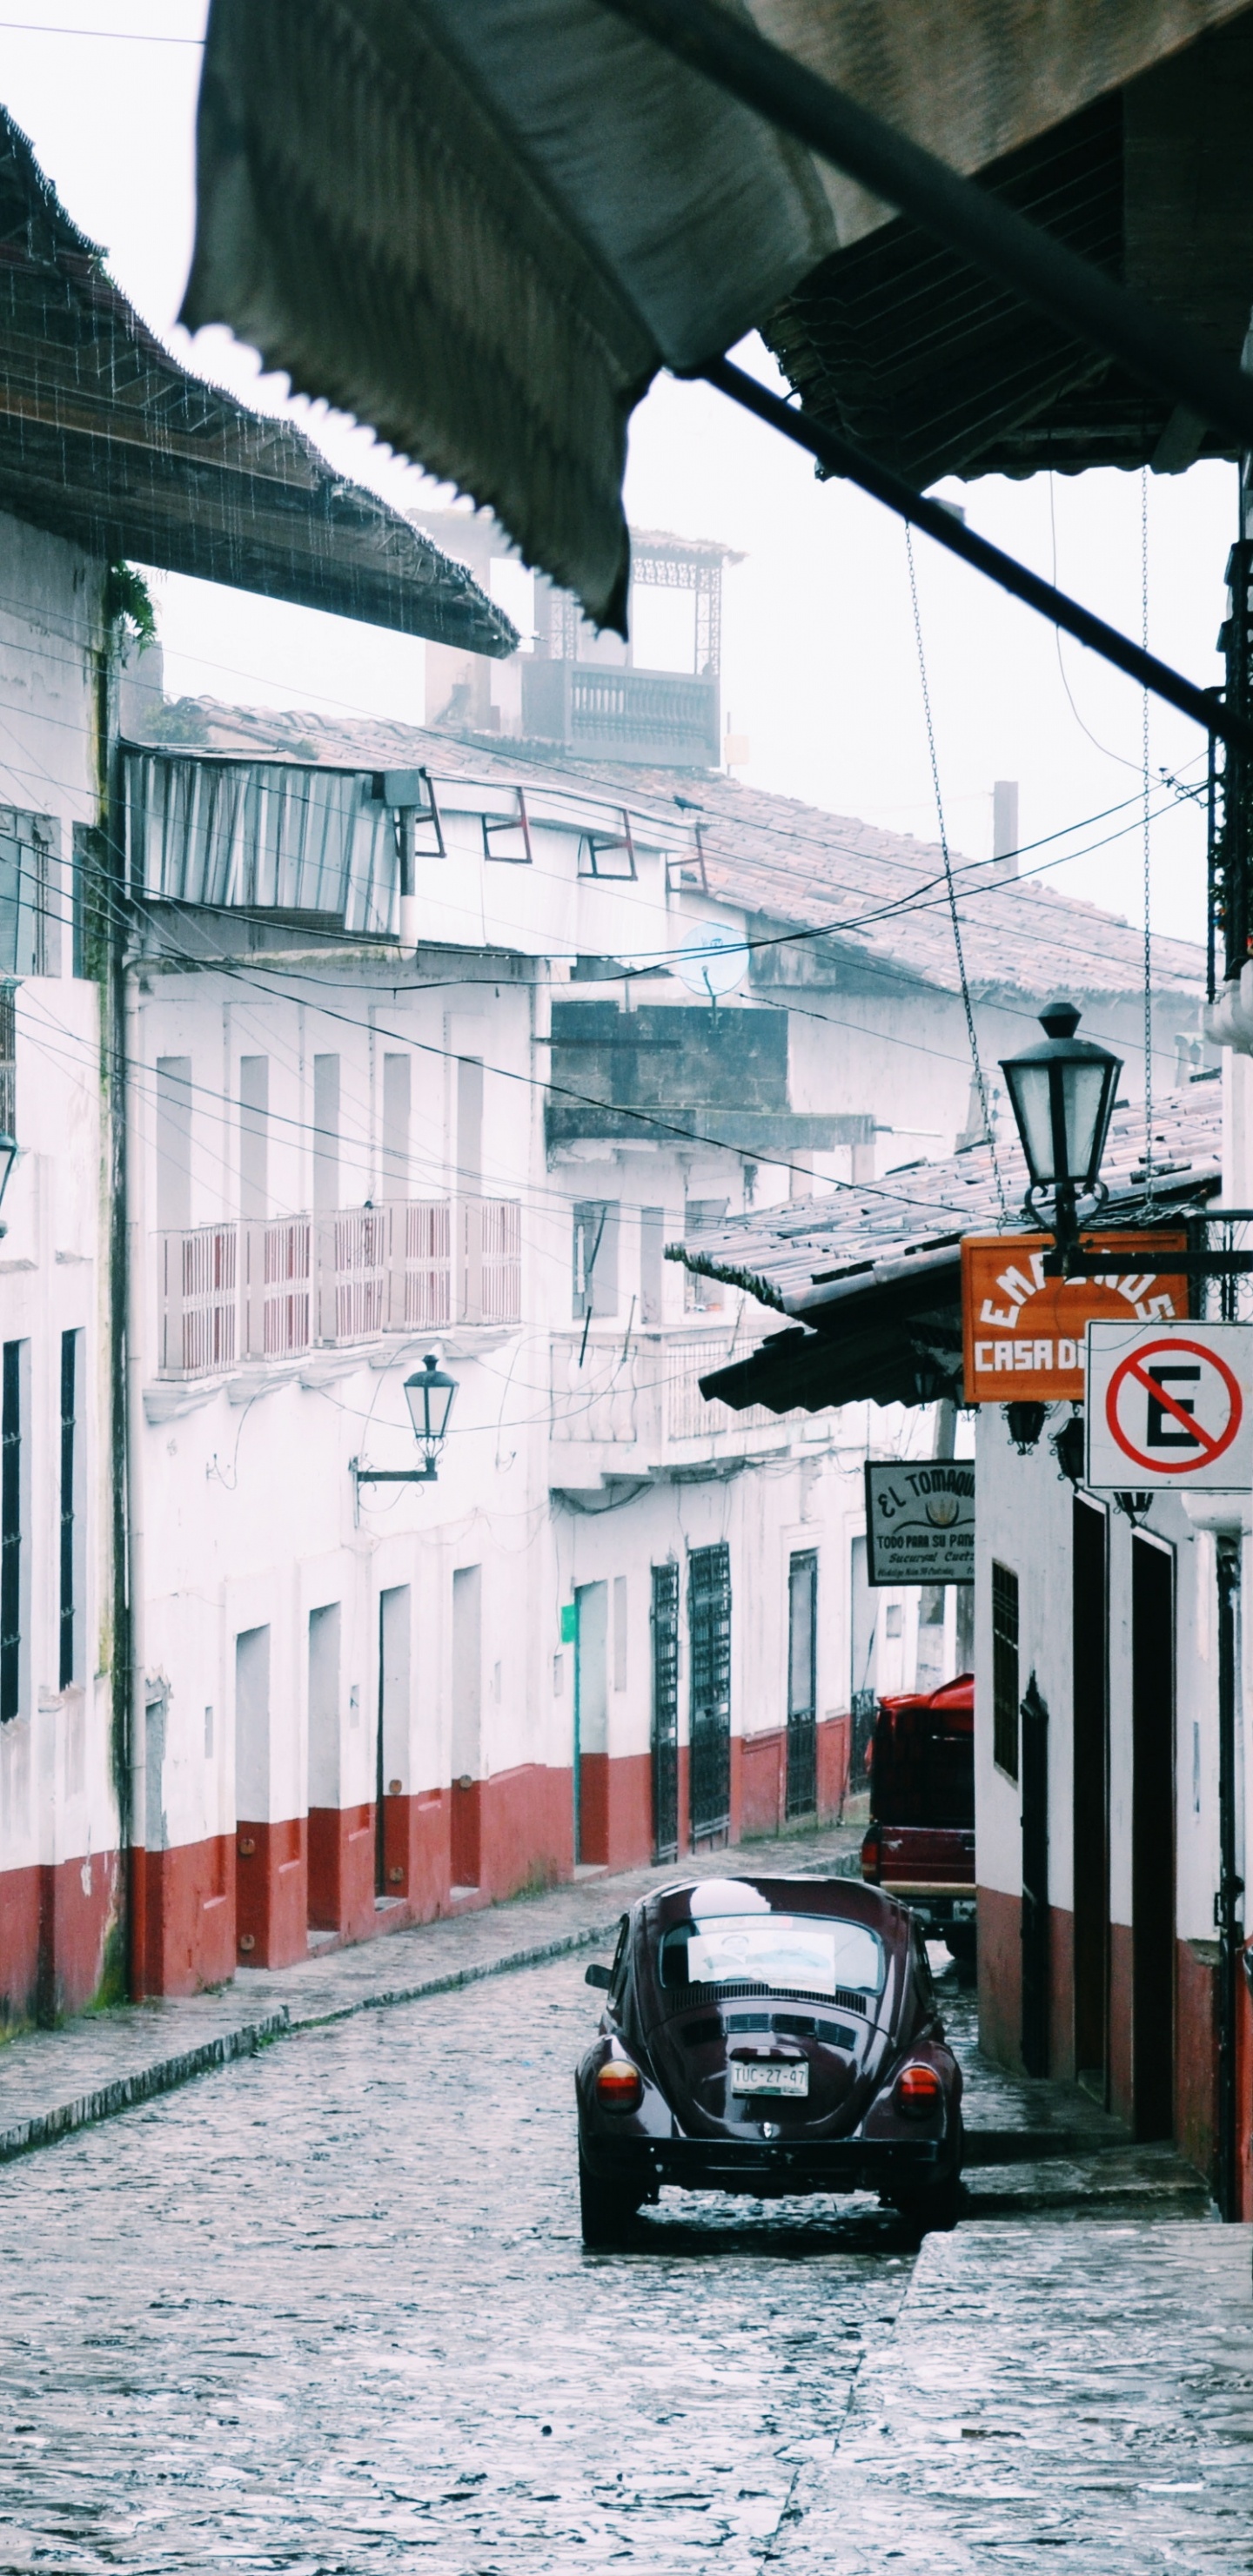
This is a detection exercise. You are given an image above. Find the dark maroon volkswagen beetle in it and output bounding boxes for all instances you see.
[576,1875,962,2245]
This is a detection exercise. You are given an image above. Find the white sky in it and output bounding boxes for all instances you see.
[0,0,1237,946]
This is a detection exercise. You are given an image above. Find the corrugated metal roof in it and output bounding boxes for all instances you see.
[181,0,1252,622]
[766,16,1253,486]
[674,1083,1223,1315]
[675,1083,1223,1414]
[132,699,1206,1003]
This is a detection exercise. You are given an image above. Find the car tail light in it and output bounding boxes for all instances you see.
[595,2057,644,2112]
[861,1825,881,1884]
[896,2063,942,2117]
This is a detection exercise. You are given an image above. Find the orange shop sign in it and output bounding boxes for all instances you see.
[961,1232,1189,1404]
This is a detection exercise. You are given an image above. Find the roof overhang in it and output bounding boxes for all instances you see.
[678,1090,1224,1416]
[184,0,1253,627]
[0,107,514,653]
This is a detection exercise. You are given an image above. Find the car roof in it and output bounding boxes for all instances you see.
[640,1873,908,1940]
[878,1672,974,1721]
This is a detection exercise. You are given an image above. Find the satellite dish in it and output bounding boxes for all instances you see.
[673,922,750,1001]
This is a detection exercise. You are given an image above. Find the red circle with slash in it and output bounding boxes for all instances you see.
[1104,1336,1243,1476]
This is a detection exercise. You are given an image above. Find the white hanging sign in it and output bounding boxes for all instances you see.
[864,1459,975,1585]
[1085,1321,1253,1492]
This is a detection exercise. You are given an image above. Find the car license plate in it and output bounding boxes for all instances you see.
[730,2061,808,2097]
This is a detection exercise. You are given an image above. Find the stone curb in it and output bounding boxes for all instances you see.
[0,1918,626,2168]
[285,1916,626,2031]
[0,2009,292,2166]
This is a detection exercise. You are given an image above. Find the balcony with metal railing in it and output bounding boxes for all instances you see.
[548,1328,798,1481]
[158,1197,521,1379]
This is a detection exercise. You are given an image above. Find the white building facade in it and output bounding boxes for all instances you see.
[116,715,1210,1994]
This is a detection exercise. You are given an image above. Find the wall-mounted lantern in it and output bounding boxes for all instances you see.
[352,1354,458,1499]
[1051,1412,1086,1485]
[1000,999,1122,1269]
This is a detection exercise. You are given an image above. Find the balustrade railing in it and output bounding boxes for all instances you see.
[549,1330,791,1447]
[158,1197,519,1377]
[160,1220,238,1377]
[391,1198,452,1331]
[244,1216,312,1360]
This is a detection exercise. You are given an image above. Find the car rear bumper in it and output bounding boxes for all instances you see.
[581,2130,957,2197]
[881,1888,976,1942]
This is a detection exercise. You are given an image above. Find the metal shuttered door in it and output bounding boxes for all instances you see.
[787,1551,818,1821]
[688,1542,731,1841]
[650,1561,680,1863]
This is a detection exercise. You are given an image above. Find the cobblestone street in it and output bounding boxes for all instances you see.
[0,1950,920,2573]
[1,1936,1250,2573]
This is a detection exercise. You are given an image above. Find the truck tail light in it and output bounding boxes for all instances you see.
[896,2063,942,2117]
[596,2058,644,2112]
[861,1825,881,1884]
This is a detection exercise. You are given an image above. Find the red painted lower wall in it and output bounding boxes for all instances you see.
[452,1780,480,1889]
[0,1848,124,2032]
[140,1835,234,1999]
[1236,1939,1253,2220]
[0,1860,39,2036]
[976,1883,1022,2070]
[383,1787,449,1921]
[236,1816,307,1970]
[13,1727,859,2009]
[1108,1920,1134,2131]
[1176,1937,1220,2193]
[818,1714,853,1821]
[578,1751,652,1875]
[740,1731,786,1839]
[720,1716,854,1846]
[308,1803,375,1940]
[480,1761,573,1897]
[1049,1903,1075,2083]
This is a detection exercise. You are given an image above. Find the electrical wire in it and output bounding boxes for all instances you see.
[904,528,1009,1222]
[0,584,1211,984]
[0,19,203,37]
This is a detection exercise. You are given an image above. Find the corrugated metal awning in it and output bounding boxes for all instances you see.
[182,0,1253,627]
[673,1087,1223,1415]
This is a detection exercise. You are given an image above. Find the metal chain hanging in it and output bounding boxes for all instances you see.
[1142,471,1155,1210]
[905,530,1010,1222]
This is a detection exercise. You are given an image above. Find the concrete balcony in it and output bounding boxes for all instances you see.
[521,659,720,768]
[157,1197,521,1380]
[548,1328,800,1490]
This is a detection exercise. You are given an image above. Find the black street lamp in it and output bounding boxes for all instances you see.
[352,1353,458,1495]
[403,1353,458,1472]
[1000,999,1122,1268]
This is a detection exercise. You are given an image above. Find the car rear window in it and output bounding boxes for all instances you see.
[872,1706,974,1828]
[658,1913,884,1999]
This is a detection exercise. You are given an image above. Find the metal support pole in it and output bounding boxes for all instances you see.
[397,808,418,954]
[1216,1537,1244,2221]
[703,357,1253,757]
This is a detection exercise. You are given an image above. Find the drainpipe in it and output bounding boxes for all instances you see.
[124,959,148,1996]
[90,607,142,1997]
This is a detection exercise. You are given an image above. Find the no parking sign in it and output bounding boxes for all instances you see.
[1085,1322,1253,1492]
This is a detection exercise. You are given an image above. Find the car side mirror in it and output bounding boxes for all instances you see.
[585,1962,613,1990]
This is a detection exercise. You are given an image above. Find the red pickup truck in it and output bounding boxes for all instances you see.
[860,1674,975,1980]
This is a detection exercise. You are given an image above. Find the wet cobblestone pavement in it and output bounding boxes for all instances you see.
[0,1821,862,2165]
[0,1949,919,2573]
[775,2221,1253,2572]
[1,1946,1248,2571]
